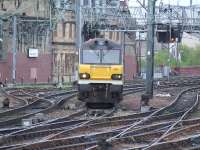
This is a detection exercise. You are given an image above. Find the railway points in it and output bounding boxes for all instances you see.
[0,77,199,149]
[0,0,200,150]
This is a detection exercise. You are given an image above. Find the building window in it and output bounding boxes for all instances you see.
[116,32,119,41]
[0,0,4,10]
[14,0,21,8]
[65,54,70,75]
[36,0,39,10]
[53,25,58,37]
[65,54,68,74]
[0,41,3,60]
[69,23,73,39]
[62,22,66,37]
[107,0,118,6]
[60,0,65,8]
[109,32,113,39]
[99,0,103,6]
[83,0,89,6]
[92,0,95,7]
[53,53,57,73]
[53,30,57,37]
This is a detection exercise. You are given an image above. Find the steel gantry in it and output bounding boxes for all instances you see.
[50,1,200,33]
[1,0,200,92]
[50,0,200,98]
[51,1,198,28]
[80,5,200,32]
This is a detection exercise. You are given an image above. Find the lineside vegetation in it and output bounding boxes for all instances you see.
[154,44,200,67]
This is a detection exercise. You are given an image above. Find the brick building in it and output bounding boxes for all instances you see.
[52,0,137,82]
[0,0,137,84]
[0,0,52,84]
[52,11,77,83]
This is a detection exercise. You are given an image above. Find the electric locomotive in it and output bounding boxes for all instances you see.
[78,38,124,104]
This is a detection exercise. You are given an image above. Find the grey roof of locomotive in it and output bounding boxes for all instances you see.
[82,38,122,50]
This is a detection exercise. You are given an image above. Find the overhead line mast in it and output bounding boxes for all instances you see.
[145,0,156,98]
[50,0,200,97]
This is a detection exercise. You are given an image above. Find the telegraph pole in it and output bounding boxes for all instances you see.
[12,16,17,84]
[75,0,82,83]
[75,0,82,51]
[145,0,156,98]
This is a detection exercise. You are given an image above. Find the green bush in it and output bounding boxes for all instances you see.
[154,49,177,67]
[179,44,200,66]
[140,44,200,70]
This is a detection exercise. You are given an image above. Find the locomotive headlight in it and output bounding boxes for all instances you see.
[111,74,122,80]
[82,74,87,78]
[79,73,90,79]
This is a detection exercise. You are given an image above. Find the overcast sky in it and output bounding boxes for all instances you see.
[129,0,200,7]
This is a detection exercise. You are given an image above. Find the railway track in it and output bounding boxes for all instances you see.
[0,84,149,148]
[0,89,53,128]
[0,83,143,127]
[86,87,200,150]
[0,88,28,111]
[1,86,198,150]
[0,77,200,149]
[0,88,78,128]
[125,76,200,87]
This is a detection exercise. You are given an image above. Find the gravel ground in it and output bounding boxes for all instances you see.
[43,87,190,122]
[44,96,85,120]
[0,95,3,108]
[119,87,189,112]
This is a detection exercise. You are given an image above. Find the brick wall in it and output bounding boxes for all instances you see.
[0,54,11,83]
[0,52,52,84]
[124,55,137,80]
[176,66,200,76]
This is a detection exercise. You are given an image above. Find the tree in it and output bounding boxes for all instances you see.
[179,44,200,66]
[154,49,176,67]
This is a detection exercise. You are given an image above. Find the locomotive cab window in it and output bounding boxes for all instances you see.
[102,49,121,64]
[81,49,121,65]
[82,50,101,64]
